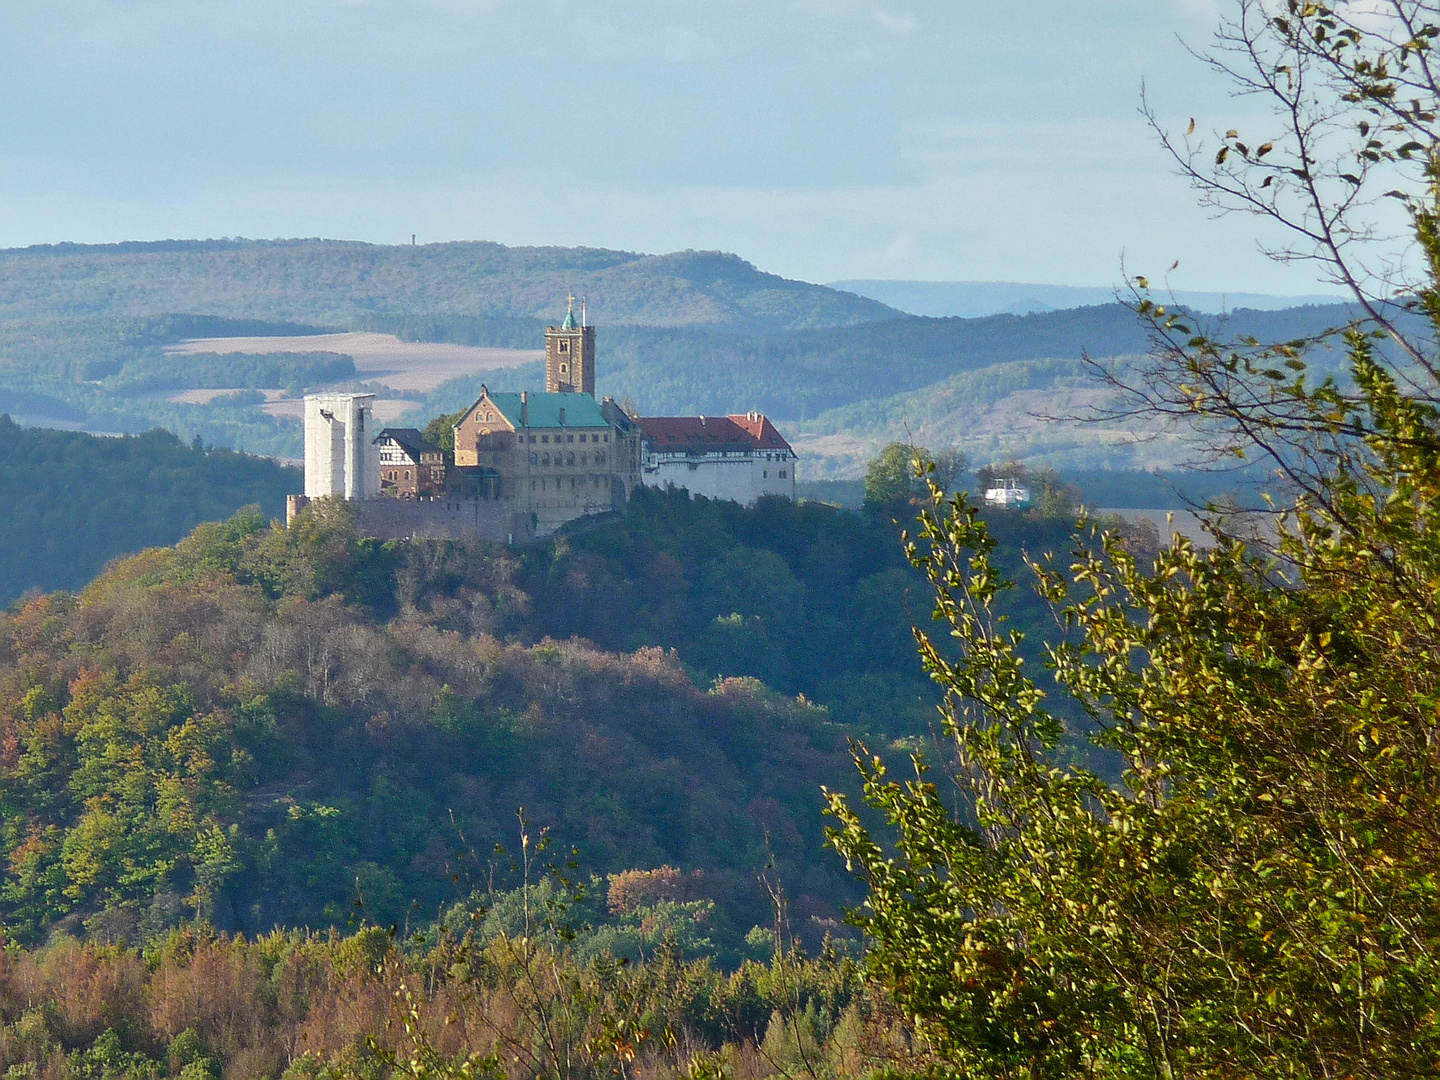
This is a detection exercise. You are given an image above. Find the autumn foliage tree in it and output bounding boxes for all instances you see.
[826,2,1440,1076]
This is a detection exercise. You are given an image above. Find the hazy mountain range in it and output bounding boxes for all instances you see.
[829,279,1350,318]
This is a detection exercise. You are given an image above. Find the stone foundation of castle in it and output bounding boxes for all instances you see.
[287,494,537,545]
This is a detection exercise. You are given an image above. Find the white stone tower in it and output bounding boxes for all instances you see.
[304,393,380,499]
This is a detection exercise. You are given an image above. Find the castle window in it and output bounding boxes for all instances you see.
[763,470,768,478]
[578,434,585,443]
[541,453,550,466]
[604,434,609,442]
[780,470,787,478]
[596,452,605,466]
[541,435,549,443]
[559,363,568,374]
[580,453,588,465]
[566,434,574,443]
[530,452,538,465]
[558,340,570,353]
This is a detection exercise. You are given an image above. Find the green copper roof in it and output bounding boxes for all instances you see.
[560,295,579,330]
[487,391,607,429]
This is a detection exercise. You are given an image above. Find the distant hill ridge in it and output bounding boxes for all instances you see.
[0,237,901,333]
[832,279,1350,318]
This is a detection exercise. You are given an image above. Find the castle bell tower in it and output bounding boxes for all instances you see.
[545,294,596,396]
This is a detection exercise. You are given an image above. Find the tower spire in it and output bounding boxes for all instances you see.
[561,294,579,331]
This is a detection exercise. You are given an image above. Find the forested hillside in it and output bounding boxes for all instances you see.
[395,301,1367,422]
[0,240,896,333]
[0,500,852,947]
[0,417,298,603]
[0,486,1093,950]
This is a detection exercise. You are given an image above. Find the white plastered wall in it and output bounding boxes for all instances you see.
[304,393,380,499]
[643,453,795,506]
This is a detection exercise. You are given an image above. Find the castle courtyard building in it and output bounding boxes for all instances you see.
[638,413,796,505]
[374,428,446,498]
[452,386,628,534]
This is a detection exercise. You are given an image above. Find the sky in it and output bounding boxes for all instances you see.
[0,0,1343,294]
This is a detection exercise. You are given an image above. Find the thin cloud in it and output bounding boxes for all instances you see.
[871,7,917,35]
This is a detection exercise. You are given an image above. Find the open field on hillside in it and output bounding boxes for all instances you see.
[259,396,416,424]
[166,331,541,392]
[790,361,1199,478]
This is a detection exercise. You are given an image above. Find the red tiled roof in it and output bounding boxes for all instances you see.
[727,413,792,451]
[637,414,793,455]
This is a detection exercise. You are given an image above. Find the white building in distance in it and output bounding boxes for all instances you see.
[637,413,796,505]
[304,393,380,500]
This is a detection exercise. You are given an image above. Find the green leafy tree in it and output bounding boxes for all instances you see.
[862,443,917,511]
[827,3,1440,1075]
[829,336,1440,1071]
[422,409,467,459]
[1027,465,1078,521]
[864,443,966,510]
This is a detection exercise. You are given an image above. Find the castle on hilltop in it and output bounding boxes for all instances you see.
[288,298,796,542]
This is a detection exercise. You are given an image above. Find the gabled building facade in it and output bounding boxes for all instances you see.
[451,385,636,534]
[638,412,796,505]
[374,428,446,498]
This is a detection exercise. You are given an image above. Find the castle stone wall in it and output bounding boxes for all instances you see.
[288,494,535,544]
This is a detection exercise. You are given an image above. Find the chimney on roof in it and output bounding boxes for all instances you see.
[559,406,566,426]
[521,390,529,427]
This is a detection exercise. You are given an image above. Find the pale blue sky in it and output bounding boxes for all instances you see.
[0,0,1331,293]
